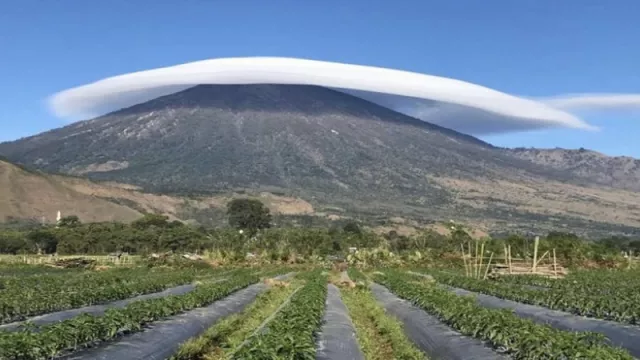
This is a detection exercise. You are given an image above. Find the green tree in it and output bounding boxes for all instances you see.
[58,215,81,228]
[342,221,361,235]
[0,231,28,254]
[226,198,272,235]
[132,213,170,230]
[26,229,58,254]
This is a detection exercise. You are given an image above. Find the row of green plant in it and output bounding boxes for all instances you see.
[0,263,83,277]
[415,269,640,325]
[341,268,426,360]
[0,266,222,324]
[172,277,303,359]
[231,270,327,359]
[490,273,557,288]
[492,268,640,292]
[376,270,634,360]
[0,271,268,360]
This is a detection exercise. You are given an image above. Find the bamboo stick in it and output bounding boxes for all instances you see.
[534,251,549,267]
[461,244,469,277]
[552,248,557,277]
[469,243,473,278]
[478,242,485,279]
[508,245,512,274]
[474,241,479,278]
[483,251,494,280]
[532,236,539,273]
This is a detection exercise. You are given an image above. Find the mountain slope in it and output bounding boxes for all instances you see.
[0,157,315,225]
[508,147,640,191]
[0,157,142,223]
[1,84,640,234]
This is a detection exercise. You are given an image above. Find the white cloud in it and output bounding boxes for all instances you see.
[539,94,640,110]
[49,57,597,134]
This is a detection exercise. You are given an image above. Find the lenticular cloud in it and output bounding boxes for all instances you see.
[49,57,597,134]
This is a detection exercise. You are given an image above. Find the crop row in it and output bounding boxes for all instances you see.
[493,269,640,293]
[0,272,262,360]
[376,270,633,360]
[231,270,327,359]
[416,270,640,325]
[342,269,425,360]
[0,267,220,324]
[171,276,303,359]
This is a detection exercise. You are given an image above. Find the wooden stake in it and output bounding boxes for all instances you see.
[474,241,479,278]
[483,251,494,280]
[469,242,476,277]
[503,244,509,273]
[552,248,558,277]
[461,244,469,277]
[508,245,512,275]
[478,242,485,279]
[534,251,549,267]
[532,236,539,273]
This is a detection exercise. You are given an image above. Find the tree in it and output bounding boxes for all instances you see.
[0,231,27,254]
[226,198,272,235]
[132,213,170,230]
[58,215,81,228]
[342,221,361,235]
[26,229,58,254]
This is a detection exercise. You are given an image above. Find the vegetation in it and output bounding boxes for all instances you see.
[416,268,640,324]
[2,207,640,359]
[0,270,265,360]
[1,210,637,272]
[226,198,272,235]
[172,276,303,359]
[375,270,633,360]
[341,268,426,360]
[0,267,210,324]
[232,270,327,359]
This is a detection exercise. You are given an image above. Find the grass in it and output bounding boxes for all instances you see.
[172,277,302,360]
[0,254,141,266]
[338,270,427,360]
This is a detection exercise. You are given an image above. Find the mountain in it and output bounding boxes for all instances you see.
[2,84,640,235]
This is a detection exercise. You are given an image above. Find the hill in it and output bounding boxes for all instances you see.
[0,157,314,226]
[1,84,640,235]
[0,157,142,223]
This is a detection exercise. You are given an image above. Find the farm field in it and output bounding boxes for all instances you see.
[0,261,638,359]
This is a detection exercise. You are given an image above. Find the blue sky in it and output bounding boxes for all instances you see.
[1,1,638,156]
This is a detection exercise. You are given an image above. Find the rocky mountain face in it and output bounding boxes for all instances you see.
[507,147,640,192]
[1,84,639,235]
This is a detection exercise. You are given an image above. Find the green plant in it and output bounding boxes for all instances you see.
[231,270,327,359]
[340,271,425,360]
[413,268,640,325]
[376,270,633,360]
[0,271,263,360]
[0,267,217,324]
